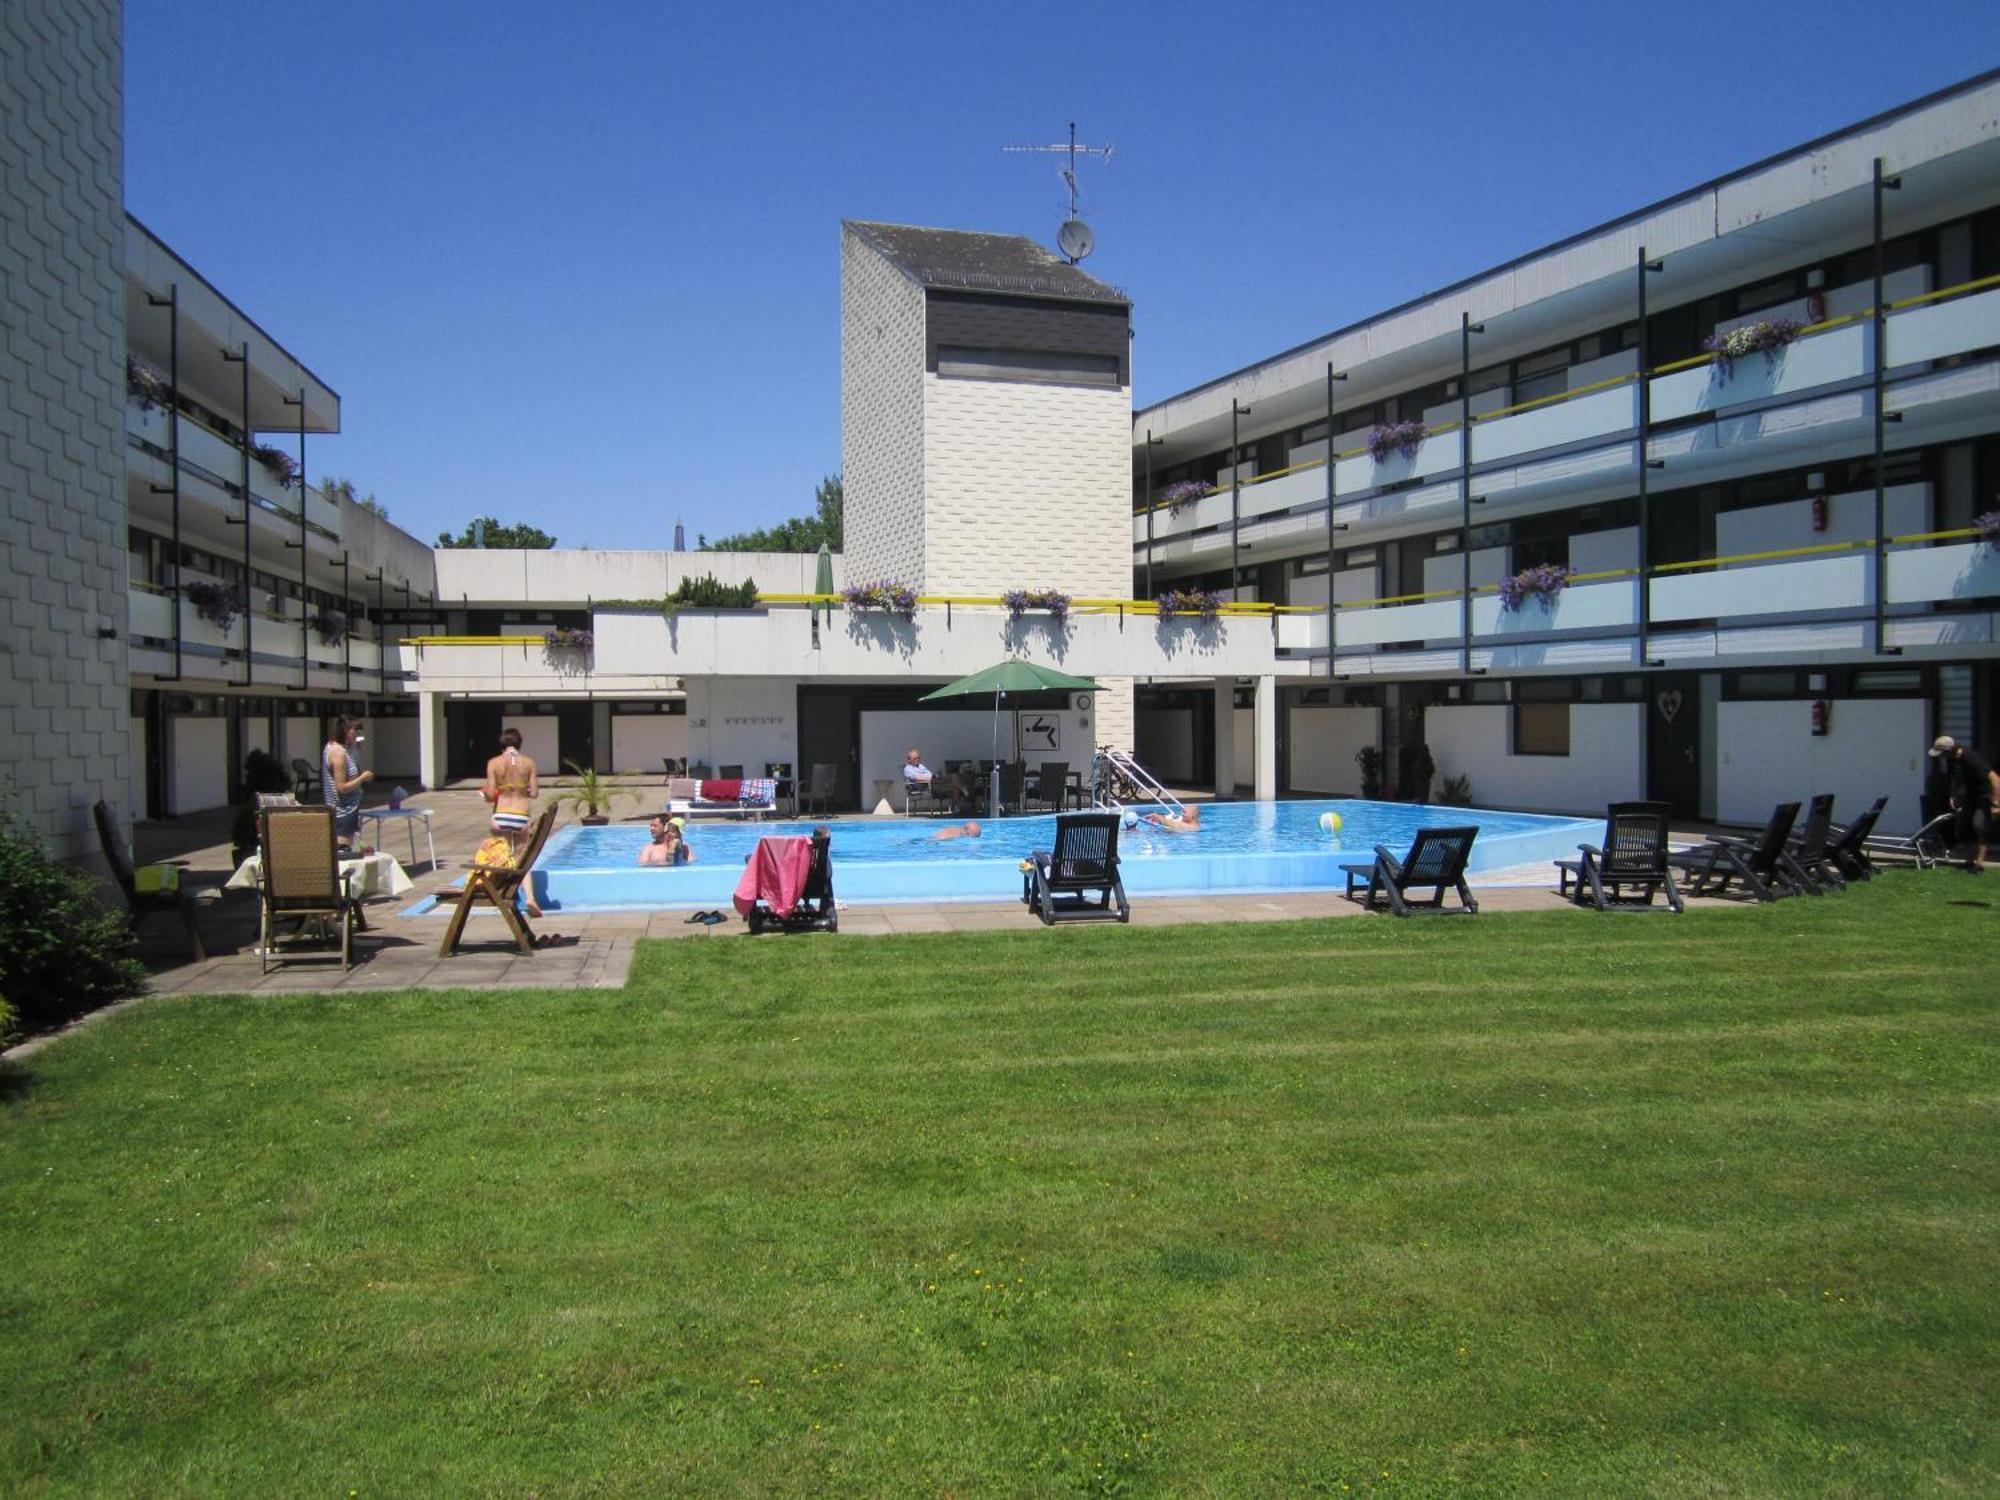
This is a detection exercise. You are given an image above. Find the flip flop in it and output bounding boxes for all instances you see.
[684,910,708,923]
[699,910,726,926]
[535,932,577,949]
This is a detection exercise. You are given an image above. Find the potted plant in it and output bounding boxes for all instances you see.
[542,626,594,652]
[1155,588,1226,623]
[1355,745,1385,800]
[1498,563,1575,613]
[183,580,247,632]
[1368,420,1428,463]
[1437,773,1474,807]
[841,581,918,620]
[1157,479,1212,516]
[248,442,298,489]
[126,357,171,414]
[309,607,347,646]
[549,760,632,826]
[1002,587,1072,622]
[661,573,760,618]
[1703,317,1801,380]
[1976,510,2000,552]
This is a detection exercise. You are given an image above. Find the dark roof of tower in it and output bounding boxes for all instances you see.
[844,220,1128,306]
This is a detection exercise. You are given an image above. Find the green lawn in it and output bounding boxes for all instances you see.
[2,875,1996,1495]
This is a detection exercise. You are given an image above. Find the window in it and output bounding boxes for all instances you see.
[935,346,1120,387]
[1513,701,1570,755]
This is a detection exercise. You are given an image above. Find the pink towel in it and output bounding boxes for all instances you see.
[732,836,815,919]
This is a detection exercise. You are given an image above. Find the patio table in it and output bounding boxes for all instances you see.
[359,806,438,870]
[226,849,415,901]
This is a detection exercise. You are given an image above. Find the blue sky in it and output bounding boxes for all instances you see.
[124,1,1998,550]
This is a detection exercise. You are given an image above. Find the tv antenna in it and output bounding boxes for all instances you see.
[1003,120,1113,262]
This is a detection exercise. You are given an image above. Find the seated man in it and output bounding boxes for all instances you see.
[903,748,933,785]
[639,815,694,866]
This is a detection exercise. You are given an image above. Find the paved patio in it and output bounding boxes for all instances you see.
[115,785,1765,1000]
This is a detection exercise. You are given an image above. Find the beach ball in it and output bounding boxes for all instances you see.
[1319,811,1343,834]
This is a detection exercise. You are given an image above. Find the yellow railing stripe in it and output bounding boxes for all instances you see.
[1887,270,2000,312]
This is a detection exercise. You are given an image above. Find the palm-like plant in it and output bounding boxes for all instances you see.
[548,760,636,825]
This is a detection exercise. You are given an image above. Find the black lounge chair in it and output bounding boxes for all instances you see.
[1823,797,1888,881]
[1783,793,1844,893]
[290,757,319,801]
[1022,812,1129,924]
[93,799,207,960]
[745,828,837,934]
[1341,826,1479,916]
[1556,801,1683,913]
[1669,801,1801,901]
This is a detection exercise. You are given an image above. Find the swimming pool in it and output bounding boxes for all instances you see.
[528,801,1598,912]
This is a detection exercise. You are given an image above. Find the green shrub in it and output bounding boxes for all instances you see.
[0,992,15,1047]
[0,811,146,1036]
[663,573,759,616]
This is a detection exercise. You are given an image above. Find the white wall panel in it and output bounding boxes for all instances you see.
[1424,704,1643,816]
[610,714,688,775]
[1715,698,1927,836]
[170,715,228,814]
[1288,705,1380,793]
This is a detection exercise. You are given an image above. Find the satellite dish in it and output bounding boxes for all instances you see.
[1056,218,1094,262]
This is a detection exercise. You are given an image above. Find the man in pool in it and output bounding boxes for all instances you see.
[1142,804,1202,833]
[929,820,981,841]
[639,814,694,866]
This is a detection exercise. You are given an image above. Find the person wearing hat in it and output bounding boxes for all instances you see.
[1930,735,1999,873]
[639,814,694,866]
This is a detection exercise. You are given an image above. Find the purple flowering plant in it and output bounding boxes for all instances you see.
[1703,317,1802,380]
[1976,510,2000,550]
[1497,563,1575,614]
[1368,420,1428,463]
[543,626,594,652]
[1002,587,1072,622]
[1157,479,1213,516]
[842,581,919,620]
[1155,588,1226,623]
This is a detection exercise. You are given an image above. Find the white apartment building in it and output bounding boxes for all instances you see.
[1134,71,2000,833]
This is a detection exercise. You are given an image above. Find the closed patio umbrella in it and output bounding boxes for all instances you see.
[814,542,834,599]
[920,660,1099,813]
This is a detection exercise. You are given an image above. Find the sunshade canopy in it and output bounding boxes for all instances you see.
[918,660,1099,701]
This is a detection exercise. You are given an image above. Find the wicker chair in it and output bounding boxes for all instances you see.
[256,805,357,973]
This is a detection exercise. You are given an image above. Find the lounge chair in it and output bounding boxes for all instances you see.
[255,805,357,973]
[1821,796,1888,881]
[1555,802,1682,913]
[1031,760,1072,813]
[1669,801,1801,901]
[1859,809,1953,871]
[438,806,557,957]
[1783,793,1844,893]
[290,757,319,801]
[1022,812,1129,924]
[1341,826,1479,916]
[665,776,777,818]
[905,775,941,817]
[739,829,838,934]
[93,799,207,960]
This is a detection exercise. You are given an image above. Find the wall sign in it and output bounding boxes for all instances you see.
[1018,712,1060,752]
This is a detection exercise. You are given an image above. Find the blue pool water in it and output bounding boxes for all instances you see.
[527,801,1598,912]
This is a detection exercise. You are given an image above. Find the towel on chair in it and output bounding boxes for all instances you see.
[700,778,742,801]
[732,836,814,919]
[738,777,775,805]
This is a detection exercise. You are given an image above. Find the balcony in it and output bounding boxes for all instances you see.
[126,400,341,547]
[1136,275,2000,563]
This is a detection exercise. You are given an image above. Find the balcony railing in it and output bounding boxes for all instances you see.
[1135,273,2000,551]
[126,400,341,543]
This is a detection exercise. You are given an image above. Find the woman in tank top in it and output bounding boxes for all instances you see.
[322,717,373,851]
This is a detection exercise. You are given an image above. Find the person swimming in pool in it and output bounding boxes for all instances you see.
[1142,804,1202,833]
[639,814,694,866]
[928,820,982,841]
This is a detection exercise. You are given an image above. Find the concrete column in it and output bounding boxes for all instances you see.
[417,691,447,789]
[1253,674,1278,802]
[1213,677,1237,799]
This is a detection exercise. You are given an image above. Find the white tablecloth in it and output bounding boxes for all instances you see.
[226,850,415,900]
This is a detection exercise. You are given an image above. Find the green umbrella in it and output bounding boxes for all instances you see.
[920,660,1099,812]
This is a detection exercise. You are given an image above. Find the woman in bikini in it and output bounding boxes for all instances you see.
[484,727,540,856]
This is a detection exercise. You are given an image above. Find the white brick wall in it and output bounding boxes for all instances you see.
[922,375,1132,600]
[840,228,928,590]
[0,0,129,864]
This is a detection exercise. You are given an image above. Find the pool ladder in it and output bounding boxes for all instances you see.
[1089,747,1186,820]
